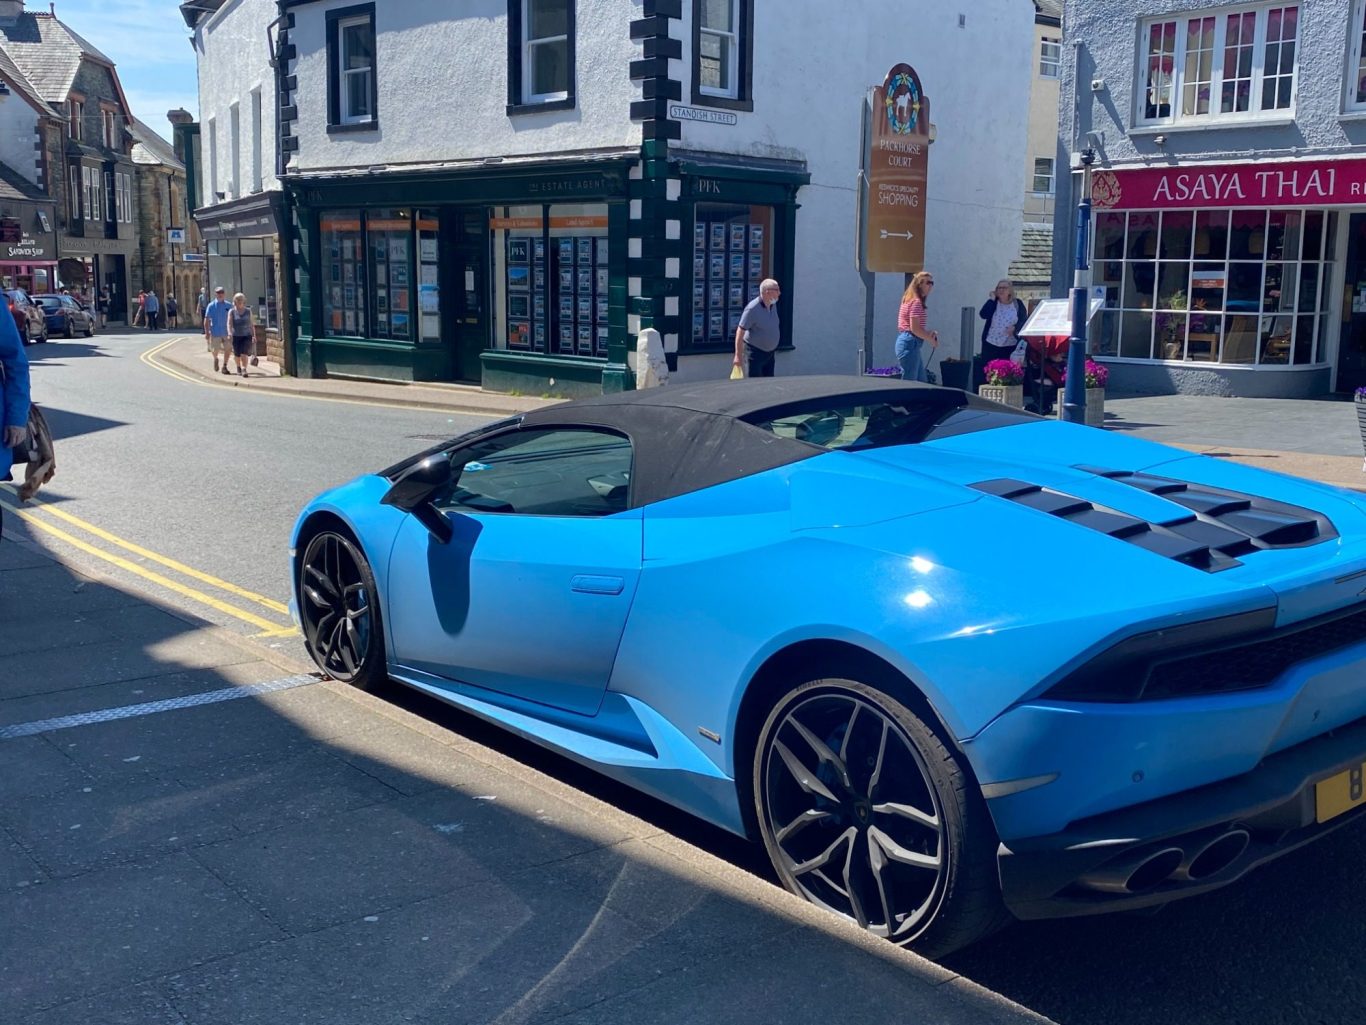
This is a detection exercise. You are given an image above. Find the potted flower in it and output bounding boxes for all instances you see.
[979,359,1025,408]
[1356,386,1366,471]
[1059,359,1109,428]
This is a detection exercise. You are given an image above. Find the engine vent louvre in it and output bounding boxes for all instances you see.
[969,470,1336,573]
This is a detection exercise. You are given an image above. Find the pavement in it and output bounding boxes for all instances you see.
[155,333,1366,492]
[0,510,1050,1022]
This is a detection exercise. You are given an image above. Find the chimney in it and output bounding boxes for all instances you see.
[0,2,25,21]
[167,108,194,126]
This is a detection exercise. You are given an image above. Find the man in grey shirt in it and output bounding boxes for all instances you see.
[733,278,781,378]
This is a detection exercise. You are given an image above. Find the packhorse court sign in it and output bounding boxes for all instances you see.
[865,62,930,273]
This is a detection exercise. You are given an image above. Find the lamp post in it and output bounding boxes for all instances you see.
[1062,148,1096,425]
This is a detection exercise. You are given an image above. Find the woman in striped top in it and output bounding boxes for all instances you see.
[895,271,939,383]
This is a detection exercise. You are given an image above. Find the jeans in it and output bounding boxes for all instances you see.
[895,331,925,382]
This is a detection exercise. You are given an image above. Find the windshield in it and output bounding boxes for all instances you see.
[36,297,60,310]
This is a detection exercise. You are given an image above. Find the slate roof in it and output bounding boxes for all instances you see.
[0,42,57,117]
[0,11,116,104]
[0,159,47,203]
[1009,224,1055,286]
[129,117,183,171]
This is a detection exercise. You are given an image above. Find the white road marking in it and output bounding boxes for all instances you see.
[0,673,320,740]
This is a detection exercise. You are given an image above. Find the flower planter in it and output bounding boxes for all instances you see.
[979,383,1024,408]
[1057,387,1106,427]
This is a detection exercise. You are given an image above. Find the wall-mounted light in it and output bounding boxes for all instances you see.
[1153,134,1168,147]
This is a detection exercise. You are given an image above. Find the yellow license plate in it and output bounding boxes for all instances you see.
[1316,763,1366,823]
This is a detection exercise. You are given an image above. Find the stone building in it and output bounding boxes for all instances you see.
[0,44,61,300]
[1055,0,1366,397]
[129,117,202,323]
[0,0,140,322]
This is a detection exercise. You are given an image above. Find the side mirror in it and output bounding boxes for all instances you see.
[381,454,454,543]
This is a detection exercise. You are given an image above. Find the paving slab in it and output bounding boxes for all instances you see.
[0,852,280,1018]
[0,534,56,572]
[54,689,325,780]
[5,601,217,659]
[324,716,486,796]
[0,829,46,890]
[192,780,634,936]
[0,659,295,729]
[20,984,189,1025]
[0,734,90,804]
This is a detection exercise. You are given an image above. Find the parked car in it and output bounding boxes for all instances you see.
[35,293,95,338]
[5,287,47,344]
[289,376,1366,956]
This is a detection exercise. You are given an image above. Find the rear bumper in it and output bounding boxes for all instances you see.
[999,711,1366,920]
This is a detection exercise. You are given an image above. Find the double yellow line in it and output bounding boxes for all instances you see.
[0,487,298,638]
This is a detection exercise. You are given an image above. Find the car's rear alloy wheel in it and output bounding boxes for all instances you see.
[755,679,1004,957]
[299,530,386,690]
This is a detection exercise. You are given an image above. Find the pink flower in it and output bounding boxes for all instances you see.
[983,359,1025,386]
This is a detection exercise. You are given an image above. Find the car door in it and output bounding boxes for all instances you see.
[386,425,642,716]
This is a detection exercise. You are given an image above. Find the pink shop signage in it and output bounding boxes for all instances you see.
[1091,158,1366,210]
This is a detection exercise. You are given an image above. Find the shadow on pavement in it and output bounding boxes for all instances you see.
[27,407,125,444]
[24,341,114,363]
[0,512,1042,1025]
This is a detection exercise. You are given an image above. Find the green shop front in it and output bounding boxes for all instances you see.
[287,159,633,396]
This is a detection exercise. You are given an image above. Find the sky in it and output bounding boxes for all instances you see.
[52,0,199,141]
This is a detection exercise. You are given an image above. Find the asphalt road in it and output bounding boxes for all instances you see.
[20,327,491,655]
[12,327,1366,1024]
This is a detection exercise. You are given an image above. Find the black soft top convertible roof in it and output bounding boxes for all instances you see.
[515,376,995,509]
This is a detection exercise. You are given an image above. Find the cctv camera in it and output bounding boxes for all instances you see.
[1080,148,1097,167]
[1090,78,1105,92]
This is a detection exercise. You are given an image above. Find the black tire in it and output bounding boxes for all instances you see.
[753,678,1006,958]
[63,318,73,338]
[297,528,388,691]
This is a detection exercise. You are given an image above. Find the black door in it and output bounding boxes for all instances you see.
[1337,214,1366,394]
[445,209,489,383]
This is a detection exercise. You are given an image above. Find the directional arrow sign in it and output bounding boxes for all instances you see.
[879,230,915,240]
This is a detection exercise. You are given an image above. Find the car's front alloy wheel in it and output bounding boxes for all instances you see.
[754,679,1004,957]
[298,529,386,690]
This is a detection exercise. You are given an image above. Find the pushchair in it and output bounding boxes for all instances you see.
[1023,336,1067,415]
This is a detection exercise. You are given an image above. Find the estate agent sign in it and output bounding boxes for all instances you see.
[1092,157,1366,210]
[865,62,930,273]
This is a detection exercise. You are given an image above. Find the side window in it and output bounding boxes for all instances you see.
[441,428,632,517]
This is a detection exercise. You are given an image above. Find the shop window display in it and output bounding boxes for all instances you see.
[692,203,772,348]
[492,203,608,357]
[321,211,366,337]
[1092,207,1335,366]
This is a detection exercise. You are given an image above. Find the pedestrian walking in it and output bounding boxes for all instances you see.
[229,292,255,377]
[144,290,160,331]
[96,287,109,329]
[895,271,939,383]
[1,304,30,537]
[133,290,146,327]
[203,285,233,375]
[979,279,1027,364]
[166,293,178,329]
[196,288,209,350]
[732,278,782,378]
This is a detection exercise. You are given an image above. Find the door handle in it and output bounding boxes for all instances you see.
[571,574,625,595]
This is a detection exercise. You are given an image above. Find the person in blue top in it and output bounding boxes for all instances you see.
[1,305,31,535]
[202,285,234,375]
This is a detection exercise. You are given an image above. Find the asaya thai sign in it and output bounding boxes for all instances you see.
[1091,157,1366,210]
[865,63,930,274]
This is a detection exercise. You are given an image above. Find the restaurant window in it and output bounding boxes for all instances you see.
[1039,36,1061,78]
[691,203,773,350]
[1138,5,1298,125]
[327,4,377,128]
[1092,207,1336,366]
[491,202,608,357]
[509,0,574,108]
[321,211,366,337]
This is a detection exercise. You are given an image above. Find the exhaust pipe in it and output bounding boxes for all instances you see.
[1078,846,1185,894]
[1173,828,1250,882]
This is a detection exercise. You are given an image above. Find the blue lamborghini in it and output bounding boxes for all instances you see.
[290,376,1366,956]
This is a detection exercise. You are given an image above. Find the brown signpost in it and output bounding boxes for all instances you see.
[865,63,930,274]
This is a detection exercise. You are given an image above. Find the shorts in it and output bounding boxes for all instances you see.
[210,334,231,353]
[232,335,253,357]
